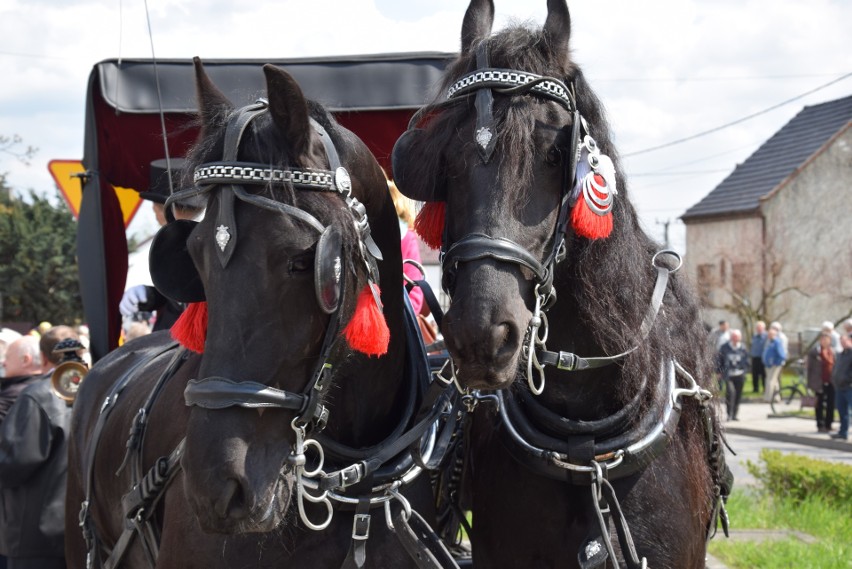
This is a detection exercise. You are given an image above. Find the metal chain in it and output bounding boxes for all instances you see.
[447,69,575,111]
[194,164,335,190]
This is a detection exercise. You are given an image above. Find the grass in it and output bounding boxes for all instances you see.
[708,489,852,568]
[740,368,801,400]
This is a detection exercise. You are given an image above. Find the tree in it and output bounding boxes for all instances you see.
[0,178,83,326]
[710,247,808,344]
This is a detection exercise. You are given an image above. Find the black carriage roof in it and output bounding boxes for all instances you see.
[95,52,455,113]
[79,52,455,362]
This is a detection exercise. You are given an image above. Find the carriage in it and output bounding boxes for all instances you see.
[75,52,453,363]
[67,2,732,567]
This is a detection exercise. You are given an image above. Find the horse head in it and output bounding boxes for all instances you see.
[158,59,385,533]
[394,0,625,390]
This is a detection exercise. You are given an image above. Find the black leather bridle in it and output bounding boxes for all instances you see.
[168,100,380,437]
[439,44,581,310]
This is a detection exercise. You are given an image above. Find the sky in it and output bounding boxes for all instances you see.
[1,0,850,257]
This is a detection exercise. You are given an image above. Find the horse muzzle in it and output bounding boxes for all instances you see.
[189,464,296,534]
[442,263,531,390]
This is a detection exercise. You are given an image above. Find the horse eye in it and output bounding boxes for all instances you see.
[545,146,562,166]
[288,253,314,274]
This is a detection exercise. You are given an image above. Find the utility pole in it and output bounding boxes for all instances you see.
[656,218,671,248]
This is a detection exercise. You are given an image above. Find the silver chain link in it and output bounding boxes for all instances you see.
[447,69,575,111]
[194,164,336,191]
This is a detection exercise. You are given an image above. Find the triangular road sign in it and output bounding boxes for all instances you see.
[48,160,143,228]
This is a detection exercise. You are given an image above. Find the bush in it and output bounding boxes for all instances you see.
[747,449,852,508]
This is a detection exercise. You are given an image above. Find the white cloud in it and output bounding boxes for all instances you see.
[1,0,850,250]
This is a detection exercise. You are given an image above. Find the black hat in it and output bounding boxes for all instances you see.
[141,158,186,203]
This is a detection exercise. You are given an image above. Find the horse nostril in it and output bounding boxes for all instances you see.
[494,321,520,359]
[214,477,247,520]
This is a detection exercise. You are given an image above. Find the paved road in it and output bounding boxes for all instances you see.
[722,399,852,488]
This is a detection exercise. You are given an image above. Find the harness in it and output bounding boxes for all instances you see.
[416,44,732,568]
[80,101,462,569]
[78,341,184,569]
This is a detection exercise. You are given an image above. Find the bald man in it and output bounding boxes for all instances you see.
[0,337,43,423]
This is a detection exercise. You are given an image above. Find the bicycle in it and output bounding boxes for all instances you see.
[769,358,816,415]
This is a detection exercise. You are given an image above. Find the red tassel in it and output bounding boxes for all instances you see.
[570,174,613,240]
[343,284,390,357]
[171,301,208,353]
[414,202,445,250]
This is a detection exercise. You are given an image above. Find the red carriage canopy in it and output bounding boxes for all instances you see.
[78,53,454,360]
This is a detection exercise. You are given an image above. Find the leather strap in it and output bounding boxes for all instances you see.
[536,259,673,373]
[184,376,308,410]
[81,342,180,569]
[443,233,547,283]
[392,508,460,569]
[340,498,371,569]
[473,43,497,163]
[215,102,267,268]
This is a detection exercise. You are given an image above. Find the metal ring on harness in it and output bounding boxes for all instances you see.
[651,249,682,272]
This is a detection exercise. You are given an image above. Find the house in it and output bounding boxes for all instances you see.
[681,94,852,353]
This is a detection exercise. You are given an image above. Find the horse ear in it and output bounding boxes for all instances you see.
[193,57,232,127]
[263,64,311,159]
[543,0,571,63]
[461,0,494,53]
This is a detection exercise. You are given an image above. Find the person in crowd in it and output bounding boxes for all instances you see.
[807,332,836,433]
[769,321,788,354]
[0,337,43,423]
[749,320,767,394]
[75,325,91,367]
[842,318,852,339]
[38,325,79,375]
[0,329,23,380]
[119,158,204,331]
[388,179,424,315]
[720,329,749,421]
[830,334,852,440]
[762,326,787,403]
[709,320,730,390]
[124,321,152,342]
[710,320,730,351]
[821,321,842,353]
[0,337,72,569]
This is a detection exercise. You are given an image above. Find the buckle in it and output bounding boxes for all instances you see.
[352,513,371,541]
[339,463,364,488]
[557,352,577,371]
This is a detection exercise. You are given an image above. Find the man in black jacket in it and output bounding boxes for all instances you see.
[719,329,750,421]
[831,335,852,440]
[0,336,43,423]
[0,328,73,568]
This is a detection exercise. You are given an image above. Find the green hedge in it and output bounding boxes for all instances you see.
[747,449,852,508]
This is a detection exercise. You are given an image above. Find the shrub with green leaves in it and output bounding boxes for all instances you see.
[747,449,852,508]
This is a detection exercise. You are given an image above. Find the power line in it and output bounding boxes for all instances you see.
[623,72,852,157]
[592,72,847,83]
[0,50,69,60]
[631,169,730,177]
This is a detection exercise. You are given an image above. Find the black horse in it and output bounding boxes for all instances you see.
[393,0,731,567]
[66,60,454,568]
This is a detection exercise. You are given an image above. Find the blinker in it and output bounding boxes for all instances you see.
[315,226,343,314]
[150,219,206,303]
